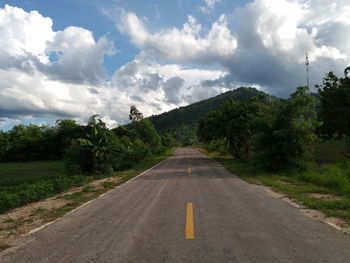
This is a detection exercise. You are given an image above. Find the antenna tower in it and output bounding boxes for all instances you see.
[305,53,309,89]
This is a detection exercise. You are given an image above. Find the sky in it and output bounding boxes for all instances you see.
[0,0,349,130]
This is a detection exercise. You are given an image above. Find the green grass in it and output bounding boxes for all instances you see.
[0,160,65,187]
[199,146,350,223]
[100,181,116,189]
[82,185,95,192]
[42,203,78,221]
[61,190,103,204]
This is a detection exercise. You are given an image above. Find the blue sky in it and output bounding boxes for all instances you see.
[0,0,349,129]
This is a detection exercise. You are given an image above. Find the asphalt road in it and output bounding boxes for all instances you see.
[1,148,350,263]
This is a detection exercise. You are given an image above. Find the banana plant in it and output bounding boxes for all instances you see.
[77,126,109,161]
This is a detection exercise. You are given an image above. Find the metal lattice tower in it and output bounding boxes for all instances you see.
[305,53,310,89]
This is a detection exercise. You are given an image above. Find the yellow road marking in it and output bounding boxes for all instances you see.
[188,168,192,174]
[186,203,195,239]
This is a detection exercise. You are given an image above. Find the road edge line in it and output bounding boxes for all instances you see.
[26,153,173,236]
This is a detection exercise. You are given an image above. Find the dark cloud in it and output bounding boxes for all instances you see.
[131,95,145,102]
[163,77,184,104]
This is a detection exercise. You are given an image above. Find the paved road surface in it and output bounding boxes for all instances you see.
[1,148,350,262]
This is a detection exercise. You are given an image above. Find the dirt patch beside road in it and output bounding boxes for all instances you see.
[0,176,120,249]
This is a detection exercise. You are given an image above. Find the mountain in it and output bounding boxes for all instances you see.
[149,87,268,134]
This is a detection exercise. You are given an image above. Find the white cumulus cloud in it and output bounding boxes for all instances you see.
[117,11,237,65]
[0,5,114,85]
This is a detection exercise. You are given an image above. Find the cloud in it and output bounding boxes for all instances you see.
[0,5,120,128]
[0,5,117,128]
[0,5,229,129]
[199,0,221,14]
[114,0,350,97]
[216,0,350,96]
[0,5,54,61]
[2,0,350,129]
[117,11,237,65]
[163,77,184,104]
[0,5,114,85]
[45,26,115,85]
[111,57,227,112]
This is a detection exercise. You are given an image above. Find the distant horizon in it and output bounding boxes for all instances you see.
[0,83,326,132]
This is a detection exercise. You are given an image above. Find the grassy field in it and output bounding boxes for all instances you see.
[0,161,65,187]
[0,148,175,214]
[311,138,349,164]
[198,140,350,223]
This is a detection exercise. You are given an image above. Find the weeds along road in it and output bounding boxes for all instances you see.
[1,148,350,263]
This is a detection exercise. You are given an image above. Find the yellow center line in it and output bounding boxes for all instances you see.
[188,168,192,174]
[185,202,195,239]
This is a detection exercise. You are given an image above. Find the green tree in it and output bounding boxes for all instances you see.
[198,110,221,143]
[0,131,10,161]
[138,119,162,151]
[129,105,143,123]
[54,119,84,158]
[317,71,350,138]
[221,100,261,159]
[88,114,107,131]
[65,116,122,174]
[162,133,176,147]
[254,86,319,171]
[199,98,264,159]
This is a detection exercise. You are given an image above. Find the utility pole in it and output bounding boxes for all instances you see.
[305,53,310,90]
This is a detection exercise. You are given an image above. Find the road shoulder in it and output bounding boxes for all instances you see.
[196,147,350,235]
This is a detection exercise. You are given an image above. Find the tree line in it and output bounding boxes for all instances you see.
[0,106,175,175]
[198,70,350,171]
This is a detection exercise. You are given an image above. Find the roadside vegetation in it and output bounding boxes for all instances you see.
[0,106,175,214]
[198,69,350,223]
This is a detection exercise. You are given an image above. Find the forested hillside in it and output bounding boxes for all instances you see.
[149,87,267,132]
[148,87,270,145]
